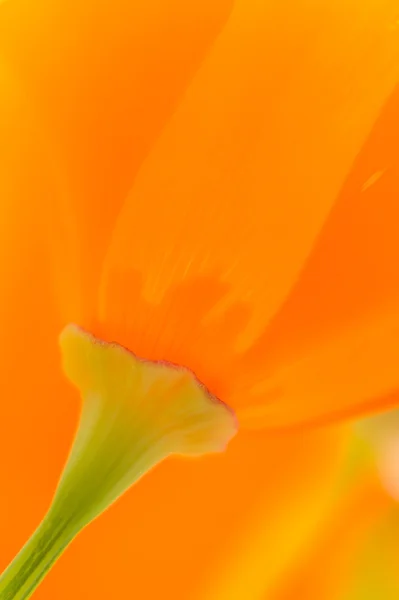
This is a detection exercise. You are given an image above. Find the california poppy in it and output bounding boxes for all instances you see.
[1,0,399,598]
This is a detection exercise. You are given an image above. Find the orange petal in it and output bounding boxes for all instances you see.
[0,0,233,323]
[99,0,399,423]
[238,86,399,429]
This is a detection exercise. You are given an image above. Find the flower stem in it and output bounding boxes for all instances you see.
[0,513,76,600]
[0,324,237,598]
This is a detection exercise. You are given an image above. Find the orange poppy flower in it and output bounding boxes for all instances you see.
[1,0,399,598]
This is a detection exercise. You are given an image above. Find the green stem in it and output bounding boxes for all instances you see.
[0,514,76,600]
[0,324,236,599]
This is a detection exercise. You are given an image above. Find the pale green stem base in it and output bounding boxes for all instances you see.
[0,324,237,599]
